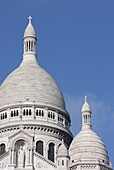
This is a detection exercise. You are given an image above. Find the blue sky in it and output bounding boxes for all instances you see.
[0,0,114,165]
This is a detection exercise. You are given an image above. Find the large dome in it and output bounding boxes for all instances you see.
[69,129,109,164]
[0,16,66,113]
[0,61,66,112]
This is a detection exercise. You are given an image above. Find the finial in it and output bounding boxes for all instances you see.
[28,16,32,25]
[84,96,87,102]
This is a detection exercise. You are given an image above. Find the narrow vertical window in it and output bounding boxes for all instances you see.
[36,141,43,156]
[29,40,30,51]
[23,109,25,116]
[5,113,7,119]
[14,110,16,117]
[48,143,55,162]
[31,41,33,51]
[17,110,19,116]
[26,109,28,115]
[29,109,32,115]
[62,160,64,166]
[27,41,28,52]
[11,111,13,117]
[0,144,5,155]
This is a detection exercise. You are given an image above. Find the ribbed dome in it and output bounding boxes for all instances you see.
[69,129,109,164]
[0,61,66,112]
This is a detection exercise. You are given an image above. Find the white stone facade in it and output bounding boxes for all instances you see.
[0,17,113,170]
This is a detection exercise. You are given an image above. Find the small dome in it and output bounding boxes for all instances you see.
[69,129,109,165]
[58,140,68,157]
[81,96,91,113]
[24,16,36,38]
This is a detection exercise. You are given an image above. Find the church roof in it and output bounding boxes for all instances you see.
[0,17,66,113]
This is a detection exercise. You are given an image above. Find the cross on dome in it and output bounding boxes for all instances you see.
[84,96,87,102]
[28,16,32,25]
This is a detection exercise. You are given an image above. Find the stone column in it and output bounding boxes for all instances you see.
[11,149,14,164]
[44,146,46,157]
[26,148,30,165]
[55,110,58,124]
[63,117,65,127]
[45,146,48,159]
[7,108,10,121]
[19,106,22,120]
[32,105,35,120]
[45,107,48,121]
[8,148,16,170]
[26,148,33,170]
[10,148,15,165]
[29,148,33,165]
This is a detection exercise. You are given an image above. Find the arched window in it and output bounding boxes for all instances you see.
[14,110,16,117]
[62,160,64,166]
[23,109,25,116]
[42,110,44,117]
[29,109,32,115]
[31,41,33,51]
[27,41,28,52]
[26,109,28,115]
[39,110,41,116]
[48,112,51,118]
[0,144,5,155]
[17,110,19,116]
[36,141,43,156]
[11,111,13,117]
[29,41,30,51]
[36,110,38,116]
[5,112,7,119]
[48,143,55,162]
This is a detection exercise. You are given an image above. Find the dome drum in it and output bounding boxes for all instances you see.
[0,105,71,133]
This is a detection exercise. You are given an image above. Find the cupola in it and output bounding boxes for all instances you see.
[23,16,37,63]
[81,96,92,130]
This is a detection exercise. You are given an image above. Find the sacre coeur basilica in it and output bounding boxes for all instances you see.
[0,17,113,170]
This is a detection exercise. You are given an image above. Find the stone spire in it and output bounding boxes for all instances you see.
[23,16,37,63]
[81,96,92,130]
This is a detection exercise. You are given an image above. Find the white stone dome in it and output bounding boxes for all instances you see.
[0,61,66,112]
[69,129,109,165]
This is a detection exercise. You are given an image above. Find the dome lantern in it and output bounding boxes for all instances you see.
[81,96,92,130]
[23,16,37,63]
